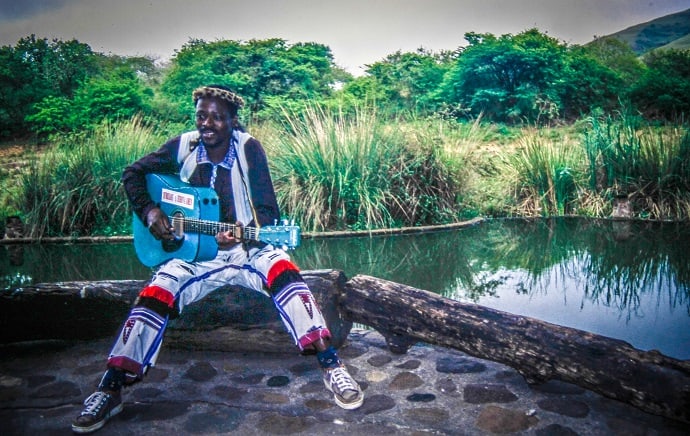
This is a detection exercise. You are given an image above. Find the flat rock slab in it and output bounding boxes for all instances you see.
[1,330,689,435]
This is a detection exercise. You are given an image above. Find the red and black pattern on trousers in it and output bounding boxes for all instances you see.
[266,259,301,295]
[135,285,177,317]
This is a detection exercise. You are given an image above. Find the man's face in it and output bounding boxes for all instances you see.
[195,97,233,148]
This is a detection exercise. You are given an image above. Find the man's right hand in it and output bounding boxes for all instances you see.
[146,207,175,240]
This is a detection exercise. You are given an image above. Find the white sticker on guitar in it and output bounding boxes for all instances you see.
[161,188,194,209]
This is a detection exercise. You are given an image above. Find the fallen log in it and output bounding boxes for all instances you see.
[341,274,690,424]
[4,271,690,423]
[0,270,351,353]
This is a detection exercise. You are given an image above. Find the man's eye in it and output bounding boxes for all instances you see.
[196,112,224,122]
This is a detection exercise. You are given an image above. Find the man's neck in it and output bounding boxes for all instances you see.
[206,144,230,164]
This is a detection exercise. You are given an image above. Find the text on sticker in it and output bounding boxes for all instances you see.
[161,188,194,209]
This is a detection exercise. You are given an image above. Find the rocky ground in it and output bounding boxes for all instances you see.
[2,329,689,435]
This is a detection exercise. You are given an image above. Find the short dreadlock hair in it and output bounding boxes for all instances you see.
[192,85,245,115]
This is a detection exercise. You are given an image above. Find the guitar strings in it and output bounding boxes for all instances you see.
[168,215,259,239]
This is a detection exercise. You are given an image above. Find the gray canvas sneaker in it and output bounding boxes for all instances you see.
[323,364,364,410]
[71,390,123,434]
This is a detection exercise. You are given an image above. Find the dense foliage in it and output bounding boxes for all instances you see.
[2,29,689,141]
[160,38,346,122]
[0,35,98,138]
[1,30,689,236]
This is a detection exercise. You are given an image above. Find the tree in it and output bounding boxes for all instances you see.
[160,38,343,121]
[73,73,152,127]
[439,30,568,123]
[352,48,455,116]
[584,37,646,86]
[629,49,690,119]
[559,46,624,120]
[0,35,97,138]
[25,55,155,137]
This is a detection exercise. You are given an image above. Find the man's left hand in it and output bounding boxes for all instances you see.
[216,221,243,250]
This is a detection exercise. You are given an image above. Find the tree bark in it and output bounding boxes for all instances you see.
[341,274,690,424]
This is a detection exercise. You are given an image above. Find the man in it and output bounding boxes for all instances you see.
[72,85,363,434]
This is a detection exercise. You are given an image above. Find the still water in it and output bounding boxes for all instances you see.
[2,218,689,360]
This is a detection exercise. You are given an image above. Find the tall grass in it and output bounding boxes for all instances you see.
[20,116,165,237]
[583,111,690,220]
[398,115,489,220]
[498,130,583,216]
[264,104,401,231]
[263,105,471,231]
[10,108,690,239]
[0,144,32,224]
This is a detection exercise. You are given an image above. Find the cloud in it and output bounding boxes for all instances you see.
[0,0,70,21]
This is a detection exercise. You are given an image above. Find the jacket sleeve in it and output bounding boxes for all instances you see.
[244,138,281,227]
[121,137,182,224]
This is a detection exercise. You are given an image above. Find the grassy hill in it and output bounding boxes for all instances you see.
[656,32,690,51]
[596,8,690,54]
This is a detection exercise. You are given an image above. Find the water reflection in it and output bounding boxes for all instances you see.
[2,218,689,359]
[295,219,688,309]
[292,218,690,358]
[0,243,153,288]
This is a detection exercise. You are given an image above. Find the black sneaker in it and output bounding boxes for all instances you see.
[72,390,123,434]
[323,364,364,410]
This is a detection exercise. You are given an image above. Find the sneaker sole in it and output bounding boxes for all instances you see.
[323,379,364,410]
[71,403,123,434]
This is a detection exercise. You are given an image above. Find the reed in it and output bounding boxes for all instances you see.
[385,116,481,224]
[583,111,690,220]
[20,116,165,237]
[9,109,690,238]
[498,129,583,216]
[263,105,475,231]
[264,104,402,231]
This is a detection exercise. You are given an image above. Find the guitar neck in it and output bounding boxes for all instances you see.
[171,216,259,241]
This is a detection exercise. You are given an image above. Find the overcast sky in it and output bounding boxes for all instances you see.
[1,0,688,75]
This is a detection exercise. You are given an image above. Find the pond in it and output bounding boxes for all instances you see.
[2,217,689,360]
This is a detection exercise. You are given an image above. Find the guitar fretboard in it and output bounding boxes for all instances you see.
[170,216,260,241]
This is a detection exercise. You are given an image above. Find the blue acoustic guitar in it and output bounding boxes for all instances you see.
[133,173,301,267]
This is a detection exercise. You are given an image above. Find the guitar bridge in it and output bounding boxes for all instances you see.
[162,235,184,252]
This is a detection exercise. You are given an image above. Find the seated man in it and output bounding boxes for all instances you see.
[72,84,363,434]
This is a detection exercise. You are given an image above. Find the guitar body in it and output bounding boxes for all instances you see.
[133,174,301,267]
[133,173,220,267]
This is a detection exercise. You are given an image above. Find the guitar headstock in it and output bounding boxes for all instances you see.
[258,224,301,250]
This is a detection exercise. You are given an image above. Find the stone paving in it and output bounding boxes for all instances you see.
[1,329,689,435]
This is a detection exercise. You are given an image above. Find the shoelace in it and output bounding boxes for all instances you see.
[329,366,357,393]
[81,391,109,416]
